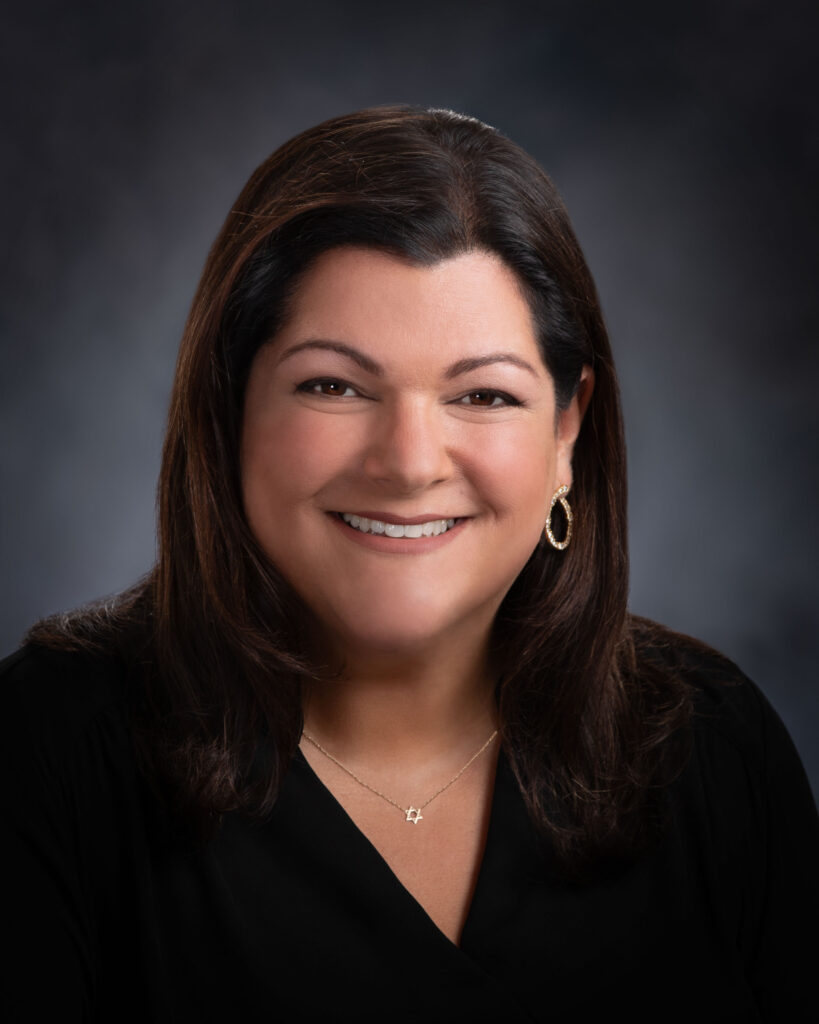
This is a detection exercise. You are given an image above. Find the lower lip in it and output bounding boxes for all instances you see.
[329,513,468,554]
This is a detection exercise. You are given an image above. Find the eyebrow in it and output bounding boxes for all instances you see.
[277,339,541,379]
[277,340,383,376]
[444,354,540,379]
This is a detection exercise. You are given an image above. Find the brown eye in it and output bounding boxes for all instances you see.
[454,389,522,409]
[467,391,498,406]
[297,379,359,398]
[318,381,347,396]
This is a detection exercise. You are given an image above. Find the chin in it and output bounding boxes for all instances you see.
[320,596,499,663]
[332,620,452,658]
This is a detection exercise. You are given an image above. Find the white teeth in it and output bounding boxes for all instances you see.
[341,514,457,538]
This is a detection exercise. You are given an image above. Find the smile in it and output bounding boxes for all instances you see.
[340,513,457,538]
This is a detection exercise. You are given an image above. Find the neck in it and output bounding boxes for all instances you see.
[302,635,498,764]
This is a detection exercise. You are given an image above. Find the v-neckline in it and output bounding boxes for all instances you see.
[291,744,510,952]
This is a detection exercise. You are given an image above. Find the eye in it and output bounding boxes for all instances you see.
[297,378,361,398]
[456,389,522,408]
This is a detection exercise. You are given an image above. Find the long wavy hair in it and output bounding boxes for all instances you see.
[29,106,693,875]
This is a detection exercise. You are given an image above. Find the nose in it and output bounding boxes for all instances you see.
[362,396,454,493]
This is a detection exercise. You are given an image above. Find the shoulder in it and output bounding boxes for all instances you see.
[0,643,132,779]
[632,619,813,813]
[632,618,779,747]
[1,642,130,719]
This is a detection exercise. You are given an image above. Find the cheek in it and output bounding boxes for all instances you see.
[472,423,556,521]
[242,410,343,505]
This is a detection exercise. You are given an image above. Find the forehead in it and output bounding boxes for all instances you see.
[274,246,546,373]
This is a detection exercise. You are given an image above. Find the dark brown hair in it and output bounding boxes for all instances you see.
[29,106,692,875]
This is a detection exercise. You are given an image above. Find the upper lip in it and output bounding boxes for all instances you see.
[334,511,464,525]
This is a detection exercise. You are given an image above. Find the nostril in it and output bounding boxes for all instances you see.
[362,436,454,491]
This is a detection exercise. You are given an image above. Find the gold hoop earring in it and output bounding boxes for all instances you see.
[545,485,573,550]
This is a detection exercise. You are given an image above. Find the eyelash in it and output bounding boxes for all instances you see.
[296,378,523,409]
[458,389,522,408]
[296,378,361,398]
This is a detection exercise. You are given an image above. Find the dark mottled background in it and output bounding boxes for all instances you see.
[1,0,816,794]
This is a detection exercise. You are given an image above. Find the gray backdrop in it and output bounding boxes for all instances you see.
[2,0,817,795]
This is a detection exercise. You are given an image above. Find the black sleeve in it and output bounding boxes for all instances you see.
[1,648,116,1022]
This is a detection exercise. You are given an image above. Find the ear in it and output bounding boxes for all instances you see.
[554,365,594,490]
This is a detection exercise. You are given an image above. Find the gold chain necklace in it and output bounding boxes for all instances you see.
[301,728,499,825]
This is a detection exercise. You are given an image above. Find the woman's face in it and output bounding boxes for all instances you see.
[241,247,586,660]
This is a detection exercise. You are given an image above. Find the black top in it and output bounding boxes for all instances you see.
[2,642,818,1023]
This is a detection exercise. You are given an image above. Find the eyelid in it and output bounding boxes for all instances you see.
[296,377,366,399]
[296,379,523,408]
[452,388,524,408]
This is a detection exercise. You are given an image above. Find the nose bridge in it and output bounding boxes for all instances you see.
[363,392,452,490]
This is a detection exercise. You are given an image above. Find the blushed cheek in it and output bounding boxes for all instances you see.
[484,429,555,516]
[243,413,326,494]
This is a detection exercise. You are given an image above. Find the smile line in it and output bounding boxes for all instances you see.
[338,513,458,538]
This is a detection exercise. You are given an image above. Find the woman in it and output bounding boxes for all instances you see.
[4,106,817,1022]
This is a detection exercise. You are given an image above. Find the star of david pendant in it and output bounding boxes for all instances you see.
[405,806,423,824]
